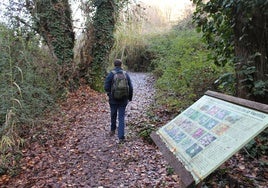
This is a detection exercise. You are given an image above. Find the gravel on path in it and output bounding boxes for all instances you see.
[3,72,180,187]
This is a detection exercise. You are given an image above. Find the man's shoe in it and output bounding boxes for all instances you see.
[109,131,115,136]
[118,138,125,144]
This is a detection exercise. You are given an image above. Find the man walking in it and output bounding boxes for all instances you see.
[104,59,133,143]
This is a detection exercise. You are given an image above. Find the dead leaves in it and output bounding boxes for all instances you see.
[1,74,267,187]
[0,175,10,185]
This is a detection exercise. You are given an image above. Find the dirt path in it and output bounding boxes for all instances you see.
[3,72,180,187]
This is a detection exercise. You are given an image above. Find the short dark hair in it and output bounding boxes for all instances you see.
[114,59,122,67]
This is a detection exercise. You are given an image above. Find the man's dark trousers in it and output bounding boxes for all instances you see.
[110,103,127,140]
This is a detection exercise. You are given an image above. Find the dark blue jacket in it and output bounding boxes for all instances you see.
[104,67,133,104]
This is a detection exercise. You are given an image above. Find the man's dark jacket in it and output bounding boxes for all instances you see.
[104,67,133,104]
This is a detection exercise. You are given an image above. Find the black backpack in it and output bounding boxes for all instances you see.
[111,70,129,100]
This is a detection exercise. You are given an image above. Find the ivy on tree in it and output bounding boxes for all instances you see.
[192,0,268,103]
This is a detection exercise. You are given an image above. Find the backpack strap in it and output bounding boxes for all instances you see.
[111,70,126,75]
[111,70,127,88]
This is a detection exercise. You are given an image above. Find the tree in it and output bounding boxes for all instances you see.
[26,0,75,90]
[89,0,118,91]
[78,0,128,91]
[192,0,268,103]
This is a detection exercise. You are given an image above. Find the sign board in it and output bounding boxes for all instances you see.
[151,91,268,187]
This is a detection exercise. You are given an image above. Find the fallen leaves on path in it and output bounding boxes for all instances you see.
[1,74,180,187]
[1,73,267,187]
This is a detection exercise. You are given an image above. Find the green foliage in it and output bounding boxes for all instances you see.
[238,63,268,99]
[23,0,76,91]
[138,124,155,144]
[30,0,75,65]
[148,28,233,112]
[192,0,235,66]
[192,0,268,101]
[0,24,57,174]
[244,128,268,158]
[214,72,235,95]
[0,27,57,125]
[191,0,267,161]
[166,166,174,176]
[82,0,129,91]
[92,0,116,61]
[253,80,268,96]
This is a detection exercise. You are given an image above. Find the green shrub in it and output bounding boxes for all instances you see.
[0,24,58,174]
[0,24,57,126]
[244,128,268,158]
[138,124,156,144]
[148,29,234,112]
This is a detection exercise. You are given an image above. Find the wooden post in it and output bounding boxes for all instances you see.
[151,132,195,187]
[205,90,268,113]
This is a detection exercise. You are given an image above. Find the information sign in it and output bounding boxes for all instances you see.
[152,91,268,187]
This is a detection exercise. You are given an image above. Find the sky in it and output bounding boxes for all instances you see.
[140,0,192,9]
[71,0,193,26]
[138,0,193,21]
[0,0,194,32]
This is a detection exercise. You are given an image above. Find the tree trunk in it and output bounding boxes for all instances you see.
[233,7,268,104]
[87,0,117,91]
[27,0,75,91]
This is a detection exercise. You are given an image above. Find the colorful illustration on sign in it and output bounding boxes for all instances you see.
[184,108,196,116]
[192,128,206,139]
[199,133,217,147]
[225,114,241,124]
[207,106,221,116]
[173,117,186,125]
[203,118,219,130]
[200,104,211,112]
[186,143,203,158]
[189,111,201,120]
[164,124,179,137]
[180,137,194,150]
[215,109,231,120]
[212,123,230,136]
[179,119,197,134]
[198,115,210,125]
[173,132,187,143]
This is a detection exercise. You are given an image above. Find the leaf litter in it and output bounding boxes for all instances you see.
[1,72,267,187]
[1,72,179,187]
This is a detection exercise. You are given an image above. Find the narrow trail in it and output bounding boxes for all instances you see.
[3,72,180,187]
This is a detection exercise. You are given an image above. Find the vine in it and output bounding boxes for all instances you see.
[89,0,117,91]
[81,0,129,91]
[192,0,268,102]
[26,0,75,90]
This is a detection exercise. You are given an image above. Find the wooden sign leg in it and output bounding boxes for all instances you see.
[196,181,202,188]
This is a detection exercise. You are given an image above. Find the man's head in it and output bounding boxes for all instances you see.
[114,59,122,67]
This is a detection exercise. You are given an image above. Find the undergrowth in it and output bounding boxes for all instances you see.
[149,28,234,113]
[141,23,267,187]
[0,24,58,176]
